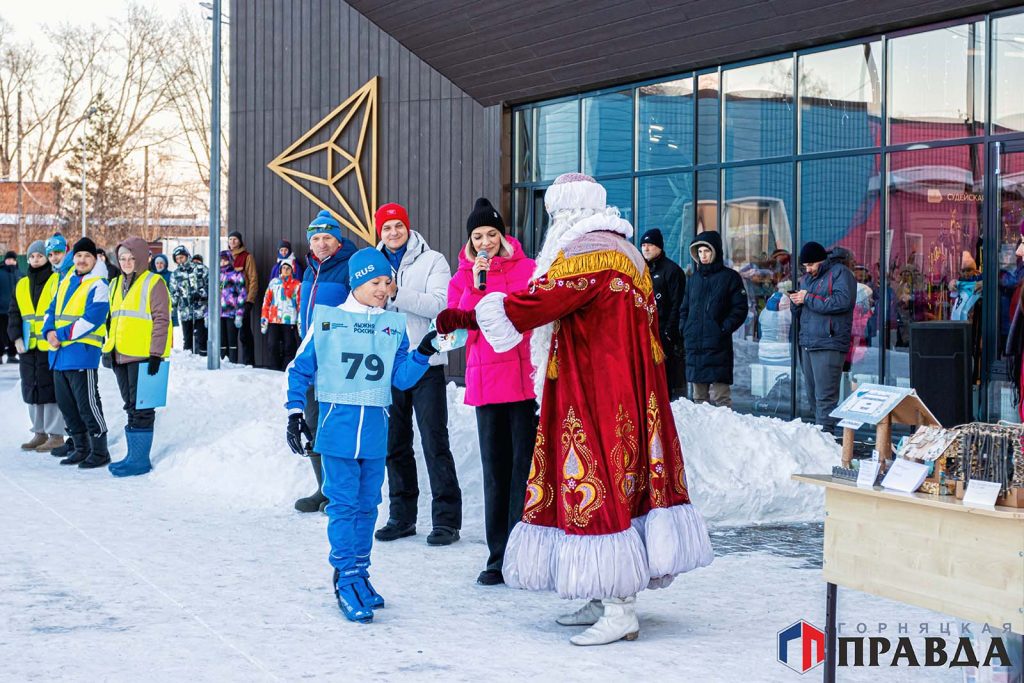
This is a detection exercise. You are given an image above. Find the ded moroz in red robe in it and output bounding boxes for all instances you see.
[475,214,714,600]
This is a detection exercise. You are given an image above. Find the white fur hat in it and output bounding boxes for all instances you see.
[544,172,607,214]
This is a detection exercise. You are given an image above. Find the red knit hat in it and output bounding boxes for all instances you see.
[374,203,410,237]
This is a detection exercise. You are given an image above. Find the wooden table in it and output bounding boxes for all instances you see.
[793,474,1024,682]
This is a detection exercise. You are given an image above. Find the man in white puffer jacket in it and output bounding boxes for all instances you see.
[372,202,463,547]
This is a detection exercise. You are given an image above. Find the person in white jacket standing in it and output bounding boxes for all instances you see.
[372,202,463,546]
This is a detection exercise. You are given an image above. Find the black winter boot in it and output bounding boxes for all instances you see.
[294,453,328,512]
[374,519,417,542]
[51,436,75,458]
[79,433,111,469]
[59,433,89,466]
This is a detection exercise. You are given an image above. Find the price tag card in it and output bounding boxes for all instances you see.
[856,460,880,488]
[837,418,863,430]
[961,480,1001,508]
[880,459,928,493]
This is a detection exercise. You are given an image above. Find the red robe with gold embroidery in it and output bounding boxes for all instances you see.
[477,228,713,600]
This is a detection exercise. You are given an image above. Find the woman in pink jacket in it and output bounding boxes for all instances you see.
[447,198,537,587]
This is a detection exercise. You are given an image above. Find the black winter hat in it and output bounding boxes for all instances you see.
[3,250,16,261]
[228,230,244,244]
[640,229,664,250]
[172,245,190,260]
[71,237,98,257]
[799,241,828,264]
[466,198,505,236]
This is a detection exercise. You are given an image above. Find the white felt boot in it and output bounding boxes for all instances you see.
[556,599,604,626]
[569,597,639,646]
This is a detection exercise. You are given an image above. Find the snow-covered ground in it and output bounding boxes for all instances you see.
[0,353,970,681]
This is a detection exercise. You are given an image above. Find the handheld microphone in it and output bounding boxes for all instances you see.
[476,250,488,291]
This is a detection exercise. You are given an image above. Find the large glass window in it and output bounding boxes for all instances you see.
[638,77,693,170]
[993,13,1024,135]
[799,43,882,153]
[638,173,693,266]
[536,101,579,181]
[512,10,1018,423]
[723,162,795,415]
[583,91,633,176]
[723,58,794,162]
[887,22,986,144]
[885,145,985,386]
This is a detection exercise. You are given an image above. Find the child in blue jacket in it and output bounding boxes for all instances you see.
[285,248,439,623]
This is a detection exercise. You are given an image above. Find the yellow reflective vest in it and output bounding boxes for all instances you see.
[54,273,107,348]
[14,272,59,351]
[103,271,172,358]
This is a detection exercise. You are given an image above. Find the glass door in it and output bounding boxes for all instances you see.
[985,139,1024,422]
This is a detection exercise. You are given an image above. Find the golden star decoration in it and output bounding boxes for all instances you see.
[267,77,379,245]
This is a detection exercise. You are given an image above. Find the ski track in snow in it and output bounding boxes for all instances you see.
[0,355,961,682]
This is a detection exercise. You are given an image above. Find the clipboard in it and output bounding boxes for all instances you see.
[22,321,31,348]
[136,361,170,409]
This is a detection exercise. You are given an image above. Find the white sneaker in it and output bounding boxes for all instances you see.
[569,597,639,646]
[556,599,604,626]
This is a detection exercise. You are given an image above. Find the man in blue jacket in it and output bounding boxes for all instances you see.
[285,247,439,623]
[41,237,112,468]
[293,210,358,513]
[791,241,855,436]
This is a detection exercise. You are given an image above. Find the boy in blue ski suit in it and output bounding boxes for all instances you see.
[285,248,439,623]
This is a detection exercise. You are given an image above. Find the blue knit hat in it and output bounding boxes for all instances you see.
[348,247,391,290]
[307,210,343,243]
[45,233,67,255]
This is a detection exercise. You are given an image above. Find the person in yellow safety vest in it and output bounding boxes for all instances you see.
[41,236,111,468]
[7,240,66,452]
[104,236,172,477]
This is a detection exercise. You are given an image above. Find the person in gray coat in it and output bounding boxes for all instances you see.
[372,202,463,546]
[791,241,855,435]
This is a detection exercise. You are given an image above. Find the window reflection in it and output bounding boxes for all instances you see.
[722,162,795,415]
[886,145,984,386]
[514,109,533,183]
[993,12,1024,134]
[603,177,634,225]
[638,78,693,170]
[583,91,633,176]
[697,72,720,165]
[723,58,794,162]
[887,22,985,144]
[799,43,882,152]
[638,173,693,266]
[536,102,579,180]
[798,156,883,417]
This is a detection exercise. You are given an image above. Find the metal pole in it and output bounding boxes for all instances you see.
[16,90,24,252]
[207,0,222,369]
[80,125,87,238]
[143,145,149,240]
[824,582,837,683]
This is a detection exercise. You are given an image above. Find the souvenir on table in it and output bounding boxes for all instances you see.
[897,426,959,495]
[951,422,1024,508]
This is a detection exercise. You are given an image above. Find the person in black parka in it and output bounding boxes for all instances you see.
[678,230,747,408]
[641,229,687,399]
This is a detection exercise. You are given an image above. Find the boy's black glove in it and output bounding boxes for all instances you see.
[286,413,312,455]
[416,330,439,357]
[147,355,162,376]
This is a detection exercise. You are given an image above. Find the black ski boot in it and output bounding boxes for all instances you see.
[59,432,89,466]
[294,453,328,512]
[51,435,75,458]
[79,433,111,469]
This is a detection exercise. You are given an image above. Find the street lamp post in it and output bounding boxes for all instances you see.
[80,105,97,237]
[205,0,222,369]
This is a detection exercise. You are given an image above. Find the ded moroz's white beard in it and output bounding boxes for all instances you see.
[528,206,616,405]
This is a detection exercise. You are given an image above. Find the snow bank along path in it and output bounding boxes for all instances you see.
[0,351,838,527]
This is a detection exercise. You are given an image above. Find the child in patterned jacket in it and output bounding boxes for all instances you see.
[261,256,301,370]
[218,250,247,363]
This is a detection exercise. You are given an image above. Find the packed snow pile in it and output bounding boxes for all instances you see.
[1,351,839,526]
[672,399,839,526]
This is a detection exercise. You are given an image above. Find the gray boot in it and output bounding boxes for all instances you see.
[294,453,327,512]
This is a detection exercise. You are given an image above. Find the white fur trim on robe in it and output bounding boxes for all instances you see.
[475,292,522,353]
[503,503,714,600]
